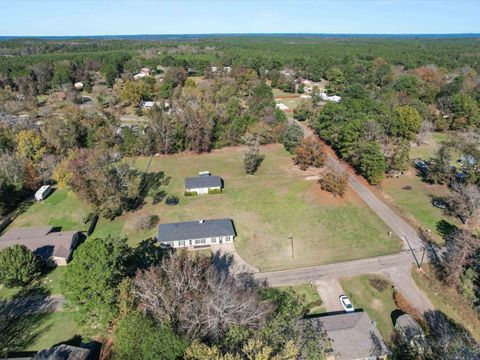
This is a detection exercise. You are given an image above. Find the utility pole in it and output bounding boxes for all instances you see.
[288,234,294,259]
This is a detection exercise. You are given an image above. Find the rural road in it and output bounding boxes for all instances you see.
[293,119,424,251]
[255,252,434,313]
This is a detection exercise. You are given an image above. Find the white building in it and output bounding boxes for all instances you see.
[157,218,236,248]
[275,103,289,111]
[35,185,52,201]
[185,171,223,195]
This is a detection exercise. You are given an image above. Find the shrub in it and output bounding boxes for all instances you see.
[282,124,304,153]
[165,195,179,205]
[0,245,43,287]
[208,188,222,194]
[293,136,326,170]
[133,215,159,231]
[393,290,422,322]
[243,142,265,175]
[184,191,198,197]
[319,167,348,197]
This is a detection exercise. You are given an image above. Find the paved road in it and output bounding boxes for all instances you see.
[255,251,433,313]
[316,279,345,312]
[1,294,65,316]
[293,119,424,251]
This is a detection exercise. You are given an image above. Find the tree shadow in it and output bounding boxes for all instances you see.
[129,171,171,210]
[435,220,458,241]
[0,292,55,356]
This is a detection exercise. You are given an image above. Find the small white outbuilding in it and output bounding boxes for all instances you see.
[35,185,52,201]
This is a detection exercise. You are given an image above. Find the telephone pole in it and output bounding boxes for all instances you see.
[288,234,294,259]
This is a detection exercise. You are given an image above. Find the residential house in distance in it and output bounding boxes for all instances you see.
[157,218,236,248]
[0,226,82,266]
[185,171,223,194]
[304,311,389,360]
[133,67,150,80]
[275,103,289,111]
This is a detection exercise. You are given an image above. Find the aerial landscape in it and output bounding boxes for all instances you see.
[0,0,479,359]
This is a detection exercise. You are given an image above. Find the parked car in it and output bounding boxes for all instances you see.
[339,295,355,313]
[35,185,52,201]
[413,158,428,171]
[432,200,447,210]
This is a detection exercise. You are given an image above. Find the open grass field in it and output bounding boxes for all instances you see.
[340,274,397,342]
[276,283,325,315]
[134,144,401,271]
[412,266,480,342]
[382,168,459,245]
[410,132,450,161]
[5,145,401,271]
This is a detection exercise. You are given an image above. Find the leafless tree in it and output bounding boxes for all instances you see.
[135,252,271,341]
[416,120,434,145]
[443,230,480,287]
[449,182,480,226]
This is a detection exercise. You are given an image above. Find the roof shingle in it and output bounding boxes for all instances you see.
[157,219,235,242]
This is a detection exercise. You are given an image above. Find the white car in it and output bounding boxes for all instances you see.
[339,295,354,312]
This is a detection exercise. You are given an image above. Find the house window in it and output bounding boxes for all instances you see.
[194,239,207,245]
[212,237,217,243]
[178,240,185,247]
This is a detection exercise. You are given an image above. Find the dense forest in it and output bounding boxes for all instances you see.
[0,36,479,358]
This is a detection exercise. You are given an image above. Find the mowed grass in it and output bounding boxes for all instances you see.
[412,266,480,342]
[8,189,90,232]
[340,274,397,342]
[382,169,459,245]
[134,144,401,271]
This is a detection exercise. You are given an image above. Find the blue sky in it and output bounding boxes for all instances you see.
[0,0,478,36]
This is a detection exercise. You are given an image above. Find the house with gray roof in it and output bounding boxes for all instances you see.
[0,226,82,266]
[304,311,389,360]
[185,171,223,194]
[157,218,235,248]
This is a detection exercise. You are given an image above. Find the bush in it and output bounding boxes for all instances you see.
[282,124,304,153]
[133,215,159,231]
[293,136,326,170]
[184,191,198,197]
[208,188,222,194]
[319,168,348,197]
[165,195,179,205]
[0,245,43,287]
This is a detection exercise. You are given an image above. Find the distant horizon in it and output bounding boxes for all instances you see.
[1,1,478,37]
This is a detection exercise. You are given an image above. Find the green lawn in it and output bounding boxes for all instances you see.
[133,144,401,271]
[412,266,480,342]
[382,168,459,245]
[0,267,66,300]
[340,274,397,342]
[276,284,325,315]
[8,189,91,232]
[410,132,449,160]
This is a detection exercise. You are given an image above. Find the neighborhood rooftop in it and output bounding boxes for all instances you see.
[0,226,80,262]
[305,311,389,360]
[157,218,235,243]
[185,175,222,189]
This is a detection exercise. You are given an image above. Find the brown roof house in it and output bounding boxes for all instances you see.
[0,226,82,266]
[304,311,390,360]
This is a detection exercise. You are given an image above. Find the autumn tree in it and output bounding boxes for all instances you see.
[42,111,87,155]
[293,136,326,170]
[449,183,480,226]
[15,129,47,163]
[135,252,271,342]
[319,166,349,197]
[443,230,479,288]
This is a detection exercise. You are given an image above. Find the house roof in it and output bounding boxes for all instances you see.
[157,218,235,243]
[306,312,389,360]
[185,175,222,189]
[35,344,90,360]
[0,227,79,260]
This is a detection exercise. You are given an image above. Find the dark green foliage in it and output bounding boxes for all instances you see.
[282,124,304,153]
[356,141,387,184]
[394,75,421,98]
[114,311,187,360]
[0,245,43,287]
[61,236,132,330]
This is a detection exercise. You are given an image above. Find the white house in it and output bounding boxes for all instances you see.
[35,185,52,201]
[275,103,289,111]
[140,100,162,109]
[157,218,236,248]
[185,171,223,194]
[319,92,342,103]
